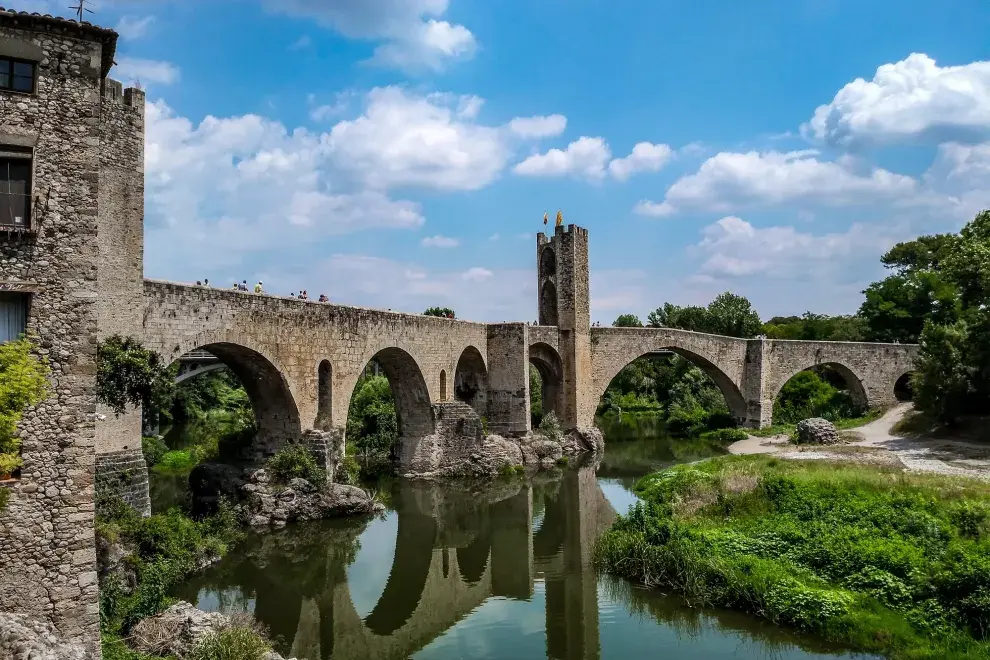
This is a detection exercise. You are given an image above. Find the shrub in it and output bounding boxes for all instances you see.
[97,335,172,417]
[538,411,563,443]
[141,436,169,467]
[596,456,990,658]
[702,427,748,443]
[191,625,271,660]
[266,444,327,488]
[0,338,50,476]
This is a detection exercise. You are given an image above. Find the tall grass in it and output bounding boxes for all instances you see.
[595,455,990,659]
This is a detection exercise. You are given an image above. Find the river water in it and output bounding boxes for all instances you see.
[165,416,876,660]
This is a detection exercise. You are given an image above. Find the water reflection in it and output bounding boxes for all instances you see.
[175,450,872,660]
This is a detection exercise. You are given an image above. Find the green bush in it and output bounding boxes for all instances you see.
[141,436,169,467]
[0,338,50,476]
[191,625,271,660]
[596,456,990,659]
[538,411,563,443]
[773,369,864,424]
[346,374,398,456]
[701,427,748,443]
[266,444,327,488]
[97,335,172,417]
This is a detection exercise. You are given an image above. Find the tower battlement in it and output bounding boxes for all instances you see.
[102,78,146,110]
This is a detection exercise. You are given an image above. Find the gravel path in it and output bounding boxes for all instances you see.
[728,404,990,480]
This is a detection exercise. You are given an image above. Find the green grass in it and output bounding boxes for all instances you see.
[749,408,884,438]
[595,455,990,659]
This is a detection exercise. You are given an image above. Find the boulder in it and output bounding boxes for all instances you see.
[561,427,605,454]
[0,613,91,660]
[238,470,384,527]
[795,418,840,445]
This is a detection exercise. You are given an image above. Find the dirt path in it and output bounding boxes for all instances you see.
[728,404,990,480]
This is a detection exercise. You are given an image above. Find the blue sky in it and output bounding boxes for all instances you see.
[21,0,990,322]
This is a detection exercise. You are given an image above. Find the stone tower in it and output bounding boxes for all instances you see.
[536,224,595,431]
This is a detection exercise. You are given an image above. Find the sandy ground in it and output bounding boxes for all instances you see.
[728,404,990,480]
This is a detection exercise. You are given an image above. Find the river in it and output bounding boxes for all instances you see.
[161,416,876,660]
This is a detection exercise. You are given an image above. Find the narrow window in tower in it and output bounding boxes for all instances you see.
[0,147,32,229]
[0,58,36,93]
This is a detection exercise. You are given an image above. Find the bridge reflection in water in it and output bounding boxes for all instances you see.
[175,457,615,660]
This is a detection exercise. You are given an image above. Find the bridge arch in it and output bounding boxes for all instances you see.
[454,345,488,418]
[315,359,333,430]
[593,344,747,424]
[348,346,435,452]
[894,372,914,402]
[769,361,869,412]
[530,342,564,421]
[167,339,302,456]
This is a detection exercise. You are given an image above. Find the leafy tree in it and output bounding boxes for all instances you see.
[613,314,643,327]
[859,270,960,344]
[762,312,866,341]
[647,292,762,338]
[529,367,543,426]
[0,338,50,476]
[346,375,398,456]
[881,233,958,273]
[97,335,173,416]
[912,319,975,423]
[424,307,456,318]
[773,370,862,424]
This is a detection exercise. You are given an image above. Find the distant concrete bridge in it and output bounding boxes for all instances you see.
[174,349,224,384]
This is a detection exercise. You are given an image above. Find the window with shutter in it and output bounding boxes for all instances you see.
[0,293,28,343]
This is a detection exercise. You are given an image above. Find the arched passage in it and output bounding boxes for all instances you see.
[595,347,747,432]
[315,359,333,430]
[529,342,564,426]
[772,362,869,424]
[172,342,302,459]
[346,347,435,465]
[540,248,556,278]
[895,372,914,402]
[454,346,488,418]
[540,282,558,326]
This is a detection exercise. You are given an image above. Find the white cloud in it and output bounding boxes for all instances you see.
[462,267,493,281]
[421,235,460,248]
[514,138,673,181]
[635,149,917,217]
[114,15,154,40]
[142,99,424,279]
[265,0,476,72]
[113,57,180,86]
[608,142,673,181]
[694,215,899,278]
[513,137,612,179]
[507,115,567,139]
[805,54,990,149]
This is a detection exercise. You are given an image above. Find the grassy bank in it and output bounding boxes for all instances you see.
[748,408,884,438]
[594,455,990,659]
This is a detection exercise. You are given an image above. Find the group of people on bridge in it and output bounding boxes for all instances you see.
[192,279,330,302]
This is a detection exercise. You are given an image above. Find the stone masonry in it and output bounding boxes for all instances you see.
[0,8,120,656]
[0,11,920,655]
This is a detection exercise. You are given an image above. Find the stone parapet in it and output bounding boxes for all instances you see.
[96,448,151,516]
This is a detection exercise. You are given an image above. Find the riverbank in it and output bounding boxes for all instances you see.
[595,455,990,659]
[729,404,990,481]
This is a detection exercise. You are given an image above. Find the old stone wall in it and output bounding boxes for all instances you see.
[94,79,149,514]
[486,323,531,436]
[0,12,115,655]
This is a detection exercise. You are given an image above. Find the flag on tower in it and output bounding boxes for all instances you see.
[543,211,548,225]
[555,210,564,227]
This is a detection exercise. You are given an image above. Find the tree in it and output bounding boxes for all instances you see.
[96,335,173,416]
[0,338,50,476]
[762,312,866,341]
[647,303,710,332]
[859,270,960,343]
[881,234,958,273]
[424,307,456,319]
[705,292,762,338]
[612,314,643,327]
[346,375,398,456]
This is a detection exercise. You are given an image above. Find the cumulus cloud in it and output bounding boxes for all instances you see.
[507,115,567,139]
[114,16,154,40]
[113,57,180,86]
[265,0,476,72]
[694,216,899,279]
[514,138,673,181]
[421,235,460,248]
[608,142,674,180]
[805,54,990,148]
[635,149,917,217]
[462,267,493,281]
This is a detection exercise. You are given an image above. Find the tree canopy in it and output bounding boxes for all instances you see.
[424,307,456,319]
[96,335,173,416]
[647,292,762,338]
[613,314,643,327]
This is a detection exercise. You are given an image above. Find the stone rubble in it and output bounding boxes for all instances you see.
[795,417,840,445]
[239,469,385,528]
[0,613,92,660]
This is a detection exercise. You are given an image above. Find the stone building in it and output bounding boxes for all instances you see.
[0,8,143,654]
